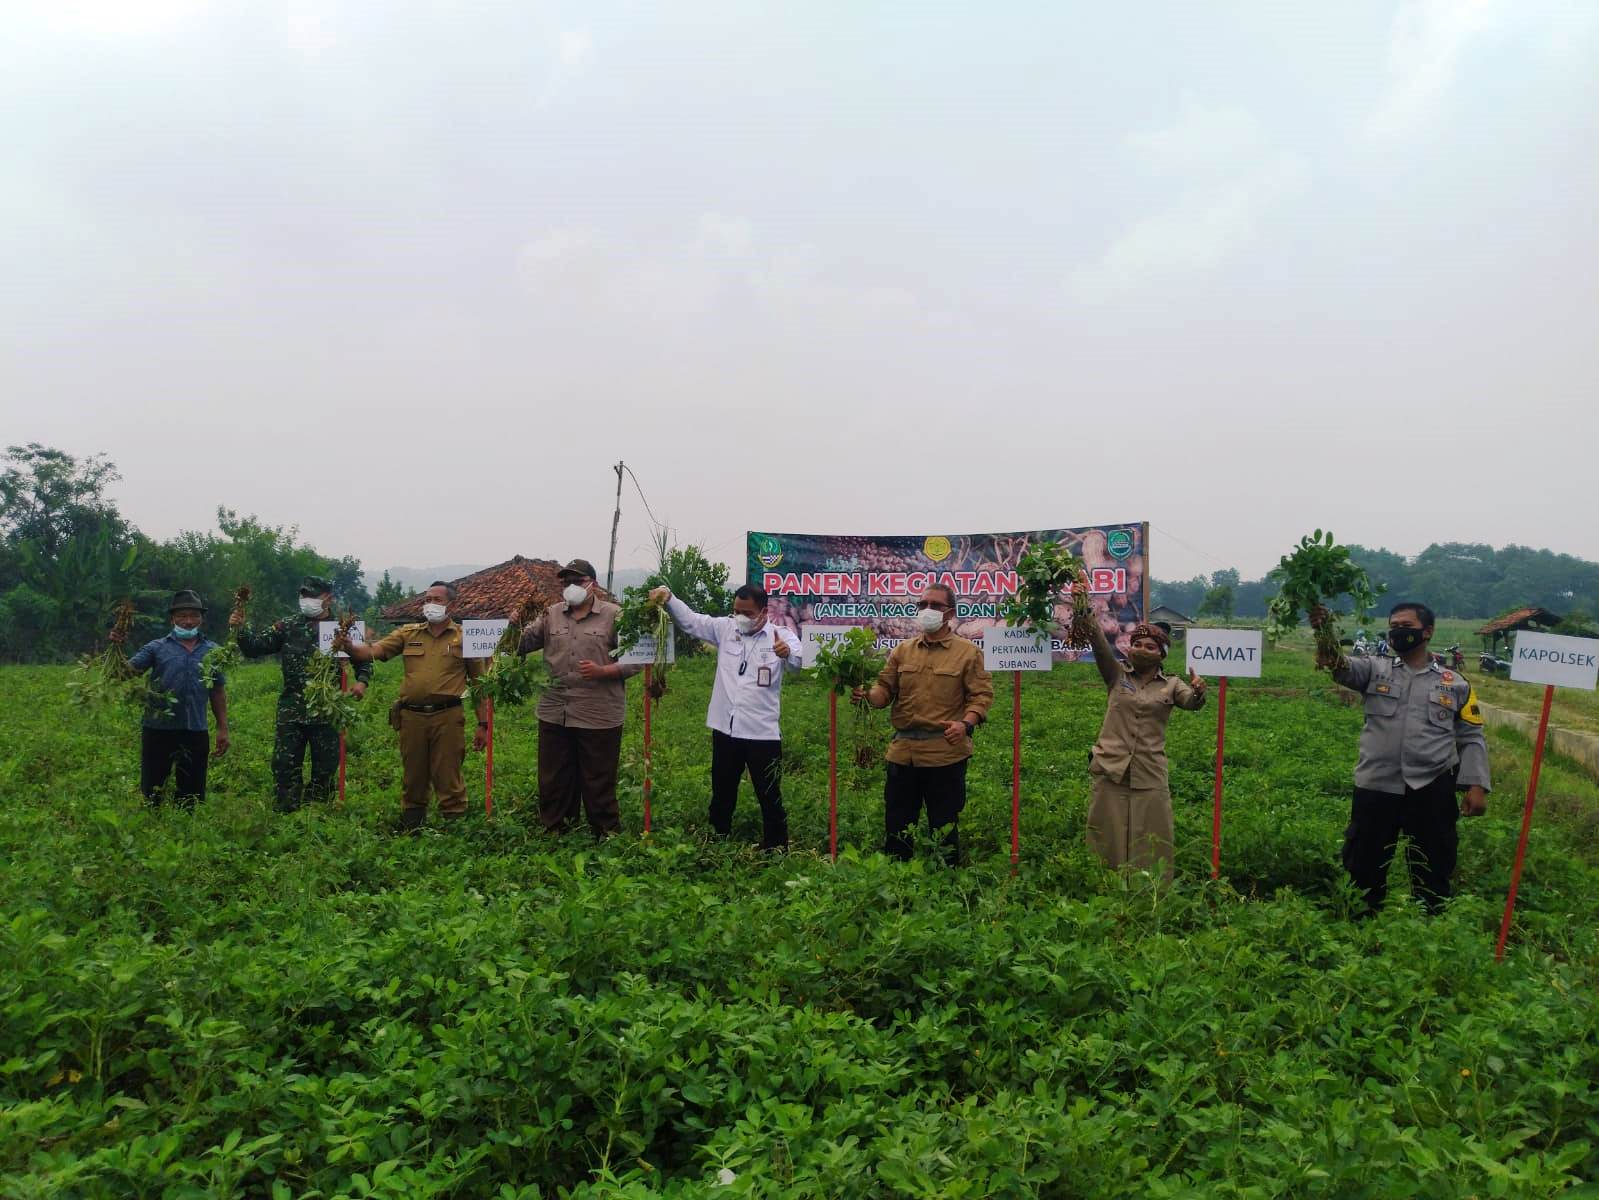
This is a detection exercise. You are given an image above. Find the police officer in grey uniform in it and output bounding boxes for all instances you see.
[1313,601,1490,915]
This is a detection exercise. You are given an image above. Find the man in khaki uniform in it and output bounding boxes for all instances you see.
[856,584,994,864]
[1085,619,1206,880]
[342,581,488,830]
[517,558,641,836]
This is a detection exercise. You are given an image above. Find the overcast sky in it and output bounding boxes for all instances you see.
[3,0,1595,582]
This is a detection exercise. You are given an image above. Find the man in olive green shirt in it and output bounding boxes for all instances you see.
[856,584,994,864]
[342,581,488,830]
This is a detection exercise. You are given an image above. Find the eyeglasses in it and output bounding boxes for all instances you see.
[916,601,953,612]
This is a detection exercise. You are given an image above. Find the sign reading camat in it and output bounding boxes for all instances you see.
[316,620,365,659]
[1510,631,1599,690]
[982,625,1052,672]
[1186,629,1263,678]
[461,619,510,659]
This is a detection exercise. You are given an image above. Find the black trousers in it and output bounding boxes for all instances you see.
[884,758,968,865]
[140,728,210,808]
[1343,770,1460,915]
[709,730,787,849]
[537,721,623,836]
[272,720,340,812]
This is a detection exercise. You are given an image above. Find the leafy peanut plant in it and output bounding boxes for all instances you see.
[1266,530,1384,670]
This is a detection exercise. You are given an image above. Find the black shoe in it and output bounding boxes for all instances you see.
[391,809,427,835]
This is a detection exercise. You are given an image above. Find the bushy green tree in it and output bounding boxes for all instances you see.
[1198,584,1235,621]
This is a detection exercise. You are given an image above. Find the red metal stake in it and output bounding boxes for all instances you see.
[337,662,348,807]
[1496,684,1555,962]
[642,666,653,834]
[1211,676,1228,880]
[484,697,494,819]
[828,690,839,862]
[1010,671,1022,871]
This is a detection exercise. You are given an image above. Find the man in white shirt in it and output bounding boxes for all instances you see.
[650,583,802,850]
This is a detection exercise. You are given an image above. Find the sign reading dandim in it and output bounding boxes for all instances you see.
[316,621,365,659]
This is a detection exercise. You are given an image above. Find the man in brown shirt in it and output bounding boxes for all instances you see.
[517,558,641,836]
[856,584,994,864]
[1085,618,1205,880]
[343,581,488,831]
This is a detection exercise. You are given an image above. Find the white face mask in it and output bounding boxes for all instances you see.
[562,583,589,607]
[299,596,326,617]
[733,613,760,634]
[421,602,448,623]
[916,606,947,633]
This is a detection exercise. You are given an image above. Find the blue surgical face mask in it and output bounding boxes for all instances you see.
[172,625,200,640]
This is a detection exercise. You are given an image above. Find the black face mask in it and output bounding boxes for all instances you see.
[1388,626,1426,653]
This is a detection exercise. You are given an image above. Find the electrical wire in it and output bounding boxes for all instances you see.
[621,463,664,533]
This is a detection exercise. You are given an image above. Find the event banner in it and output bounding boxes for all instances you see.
[747,524,1148,663]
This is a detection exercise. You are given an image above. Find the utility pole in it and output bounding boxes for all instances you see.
[605,461,624,593]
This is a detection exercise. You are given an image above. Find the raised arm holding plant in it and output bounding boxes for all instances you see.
[1265,530,1384,671]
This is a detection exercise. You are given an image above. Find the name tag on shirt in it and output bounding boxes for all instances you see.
[1374,683,1391,694]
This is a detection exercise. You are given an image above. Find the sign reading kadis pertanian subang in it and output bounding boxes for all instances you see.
[747,525,1148,663]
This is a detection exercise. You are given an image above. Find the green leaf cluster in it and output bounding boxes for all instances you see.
[998,540,1093,644]
[1266,530,1385,668]
[7,648,1599,1196]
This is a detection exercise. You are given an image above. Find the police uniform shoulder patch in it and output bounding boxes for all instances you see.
[1460,686,1484,726]
[1441,670,1454,683]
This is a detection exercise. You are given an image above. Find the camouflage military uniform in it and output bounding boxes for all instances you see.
[238,614,373,811]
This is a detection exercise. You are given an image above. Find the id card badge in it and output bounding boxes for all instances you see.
[757,664,773,688]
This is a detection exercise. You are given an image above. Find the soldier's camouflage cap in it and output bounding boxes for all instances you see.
[299,575,334,595]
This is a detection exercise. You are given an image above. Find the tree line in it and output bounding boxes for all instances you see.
[1154,543,1599,632]
[0,444,372,663]
[9,441,1599,663]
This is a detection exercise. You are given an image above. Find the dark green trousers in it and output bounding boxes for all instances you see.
[272,720,341,812]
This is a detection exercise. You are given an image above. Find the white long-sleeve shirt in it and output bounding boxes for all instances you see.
[666,596,800,741]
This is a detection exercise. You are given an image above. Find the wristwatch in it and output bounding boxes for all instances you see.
[963,720,975,736]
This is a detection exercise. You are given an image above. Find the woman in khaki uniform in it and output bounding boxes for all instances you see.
[1084,620,1206,880]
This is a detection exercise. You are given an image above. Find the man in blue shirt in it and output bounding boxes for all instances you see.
[121,589,230,807]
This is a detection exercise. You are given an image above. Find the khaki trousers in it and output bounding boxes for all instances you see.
[1087,774,1174,882]
[399,707,468,818]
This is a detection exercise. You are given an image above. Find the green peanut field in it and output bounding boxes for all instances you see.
[3,642,1597,1198]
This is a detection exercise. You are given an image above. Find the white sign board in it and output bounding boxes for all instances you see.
[1187,629,1264,678]
[1510,631,1599,690]
[619,625,676,667]
[317,620,366,659]
[462,619,511,659]
[799,623,867,668]
[982,625,1052,672]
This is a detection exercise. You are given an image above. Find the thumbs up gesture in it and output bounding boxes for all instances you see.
[1189,669,1207,696]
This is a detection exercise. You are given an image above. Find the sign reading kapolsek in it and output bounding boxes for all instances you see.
[1186,629,1264,678]
[1510,631,1599,690]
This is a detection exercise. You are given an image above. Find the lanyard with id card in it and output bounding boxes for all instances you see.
[738,635,775,687]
